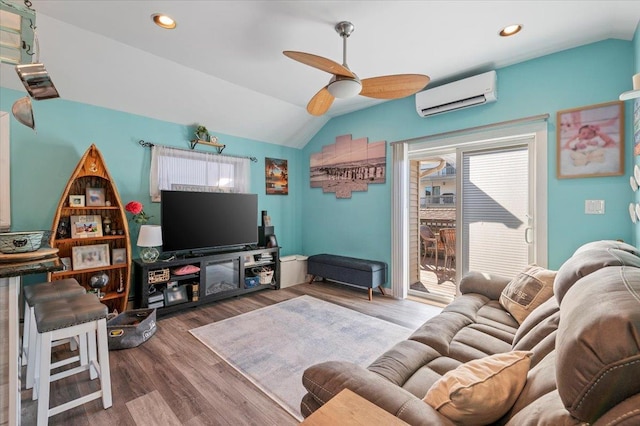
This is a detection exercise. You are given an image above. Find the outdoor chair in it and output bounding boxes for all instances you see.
[439,228,456,275]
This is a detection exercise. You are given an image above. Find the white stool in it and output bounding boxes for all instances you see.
[32,293,112,425]
[22,278,86,390]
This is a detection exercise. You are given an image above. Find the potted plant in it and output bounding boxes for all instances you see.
[195,125,209,141]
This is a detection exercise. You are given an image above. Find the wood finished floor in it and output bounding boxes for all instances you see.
[14,282,443,425]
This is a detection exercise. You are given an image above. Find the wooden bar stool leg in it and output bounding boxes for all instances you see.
[26,307,38,389]
[96,318,112,408]
[21,301,30,366]
[36,332,52,425]
[87,330,98,380]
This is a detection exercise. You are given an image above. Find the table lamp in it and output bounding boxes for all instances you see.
[137,225,162,263]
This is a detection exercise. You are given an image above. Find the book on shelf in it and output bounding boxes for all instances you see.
[149,300,164,309]
[148,290,164,304]
[191,283,199,301]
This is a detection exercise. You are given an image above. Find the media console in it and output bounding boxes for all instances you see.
[133,246,280,316]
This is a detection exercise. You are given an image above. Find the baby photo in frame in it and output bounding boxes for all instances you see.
[72,244,110,271]
[557,101,624,179]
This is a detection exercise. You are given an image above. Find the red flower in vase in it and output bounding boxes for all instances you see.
[125,201,151,224]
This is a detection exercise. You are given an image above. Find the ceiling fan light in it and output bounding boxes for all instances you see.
[327,79,362,98]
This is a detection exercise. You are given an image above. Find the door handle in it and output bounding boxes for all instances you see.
[524,227,533,244]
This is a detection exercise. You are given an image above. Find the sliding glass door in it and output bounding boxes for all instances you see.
[460,141,533,278]
[392,118,548,300]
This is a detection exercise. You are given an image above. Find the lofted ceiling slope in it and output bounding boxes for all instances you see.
[1,1,639,148]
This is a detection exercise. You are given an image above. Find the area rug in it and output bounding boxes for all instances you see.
[189,295,436,420]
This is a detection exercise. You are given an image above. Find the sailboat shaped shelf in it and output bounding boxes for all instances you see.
[48,144,132,313]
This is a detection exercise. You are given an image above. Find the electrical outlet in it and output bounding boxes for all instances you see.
[585,200,605,214]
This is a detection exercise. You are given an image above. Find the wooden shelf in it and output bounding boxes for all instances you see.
[620,89,640,101]
[52,263,127,278]
[96,290,126,301]
[190,138,226,153]
[48,144,132,313]
[55,235,127,244]
[62,206,120,212]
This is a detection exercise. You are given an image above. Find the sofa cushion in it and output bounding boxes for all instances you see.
[572,239,640,256]
[554,248,640,303]
[511,297,560,368]
[499,265,556,324]
[423,351,533,425]
[556,266,640,423]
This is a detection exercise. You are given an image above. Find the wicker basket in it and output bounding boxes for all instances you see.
[254,268,274,285]
[0,230,49,254]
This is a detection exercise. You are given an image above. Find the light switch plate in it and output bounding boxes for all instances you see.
[585,200,605,214]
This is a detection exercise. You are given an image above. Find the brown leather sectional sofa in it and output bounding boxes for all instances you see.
[301,240,640,425]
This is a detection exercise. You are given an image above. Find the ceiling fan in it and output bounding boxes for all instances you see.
[283,21,430,116]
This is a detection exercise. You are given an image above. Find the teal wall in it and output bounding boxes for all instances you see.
[0,89,303,260]
[2,37,637,287]
[632,23,640,246]
[301,39,634,271]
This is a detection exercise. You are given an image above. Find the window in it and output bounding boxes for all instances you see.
[150,145,250,202]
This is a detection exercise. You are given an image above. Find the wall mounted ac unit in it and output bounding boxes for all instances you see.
[415,70,497,117]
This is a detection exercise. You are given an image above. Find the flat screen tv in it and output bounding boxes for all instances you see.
[161,190,258,254]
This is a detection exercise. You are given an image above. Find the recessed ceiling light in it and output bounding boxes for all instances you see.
[499,24,522,37]
[152,13,176,29]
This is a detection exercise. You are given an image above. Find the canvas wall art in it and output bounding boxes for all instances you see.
[265,158,288,195]
[310,134,386,199]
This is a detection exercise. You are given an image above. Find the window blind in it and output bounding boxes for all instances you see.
[462,145,530,278]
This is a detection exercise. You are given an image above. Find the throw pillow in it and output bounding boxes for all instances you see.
[499,265,556,324]
[423,351,533,425]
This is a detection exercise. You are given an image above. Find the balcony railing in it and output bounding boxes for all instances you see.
[420,194,456,207]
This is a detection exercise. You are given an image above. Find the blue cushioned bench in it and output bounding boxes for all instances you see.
[307,254,387,301]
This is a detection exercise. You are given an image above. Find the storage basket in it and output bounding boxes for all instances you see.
[0,230,49,254]
[252,267,274,285]
[148,268,170,283]
[106,309,157,350]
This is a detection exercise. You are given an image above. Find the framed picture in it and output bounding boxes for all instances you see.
[69,195,85,207]
[112,248,127,265]
[265,157,288,195]
[557,101,624,179]
[54,257,72,273]
[72,244,110,271]
[70,215,103,238]
[86,187,106,206]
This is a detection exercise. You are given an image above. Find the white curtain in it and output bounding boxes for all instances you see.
[150,145,250,202]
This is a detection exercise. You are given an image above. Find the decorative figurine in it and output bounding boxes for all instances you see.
[89,271,109,298]
[103,217,112,234]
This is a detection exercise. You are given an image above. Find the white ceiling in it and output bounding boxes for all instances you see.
[1,1,639,148]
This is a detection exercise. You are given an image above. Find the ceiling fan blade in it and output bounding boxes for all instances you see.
[283,51,355,78]
[307,87,335,116]
[360,74,431,99]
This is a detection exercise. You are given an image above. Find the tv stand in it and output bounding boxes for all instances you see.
[133,246,279,316]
